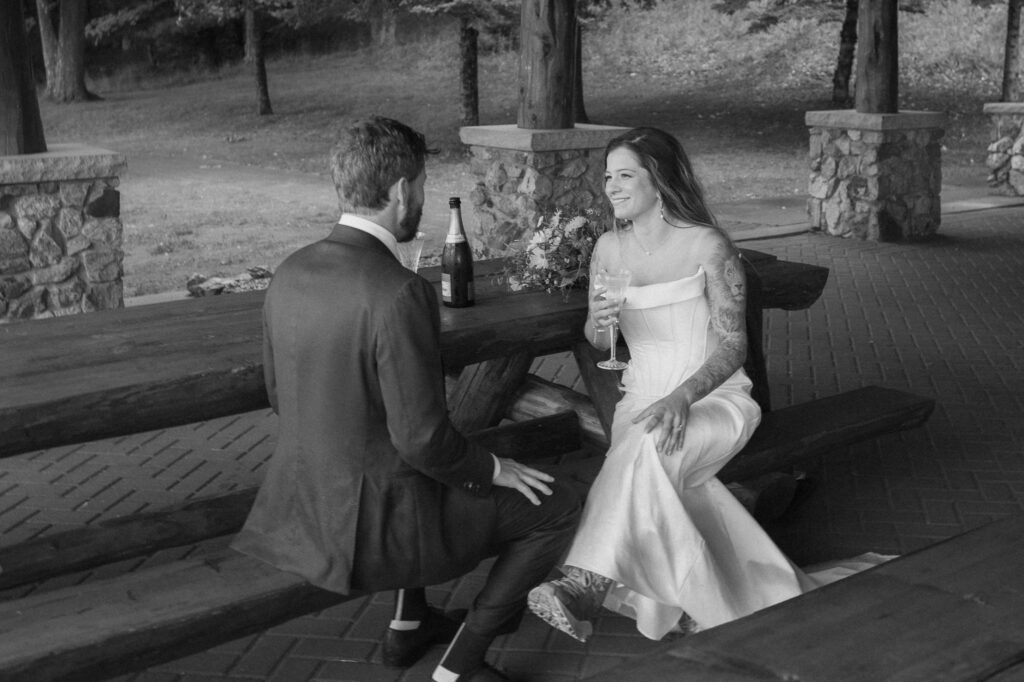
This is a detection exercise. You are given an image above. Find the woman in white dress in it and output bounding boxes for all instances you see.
[528,127,875,643]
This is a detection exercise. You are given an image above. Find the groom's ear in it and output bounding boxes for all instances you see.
[390,176,409,210]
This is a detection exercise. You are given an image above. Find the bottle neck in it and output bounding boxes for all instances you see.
[446,208,466,243]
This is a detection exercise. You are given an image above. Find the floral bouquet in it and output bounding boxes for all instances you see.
[504,209,606,299]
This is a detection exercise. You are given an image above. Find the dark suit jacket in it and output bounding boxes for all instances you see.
[232,224,497,595]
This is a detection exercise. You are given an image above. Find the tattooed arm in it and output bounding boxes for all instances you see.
[631,229,749,455]
[680,230,749,402]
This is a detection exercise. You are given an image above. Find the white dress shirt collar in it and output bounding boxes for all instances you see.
[339,213,400,261]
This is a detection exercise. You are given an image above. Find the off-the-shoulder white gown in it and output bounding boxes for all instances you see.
[564,268,884,640]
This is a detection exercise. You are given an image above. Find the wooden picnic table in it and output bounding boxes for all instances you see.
[0,249,825,458]
[0,247,941,681]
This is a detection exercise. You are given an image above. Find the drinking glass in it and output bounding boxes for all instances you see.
[595,269,632,370]
[397,232,427,273]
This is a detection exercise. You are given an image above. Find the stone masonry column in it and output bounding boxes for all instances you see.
[805,110,945,241]
[457,124,628,256]
[982,102,1024,194]
[0,144,127,321]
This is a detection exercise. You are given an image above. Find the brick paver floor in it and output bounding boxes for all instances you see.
[2,196,1022,681]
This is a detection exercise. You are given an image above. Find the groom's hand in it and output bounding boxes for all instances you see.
[494,458,554,505]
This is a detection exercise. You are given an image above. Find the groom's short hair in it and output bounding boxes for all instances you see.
[331,116,434,213]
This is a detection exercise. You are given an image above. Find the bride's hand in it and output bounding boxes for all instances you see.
[589,284,622,329]
[632,394,691,456]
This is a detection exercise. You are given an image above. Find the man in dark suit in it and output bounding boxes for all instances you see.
[232,116,581,682]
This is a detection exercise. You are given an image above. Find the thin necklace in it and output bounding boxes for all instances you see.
[633,229,654,256]
[632,227,667,256]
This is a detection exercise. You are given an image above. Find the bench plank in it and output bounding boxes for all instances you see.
[0,548,348,682]
[510,375,934,487]
[719,385,935,482]
[586,513,1024,681]
[0,411,582,592]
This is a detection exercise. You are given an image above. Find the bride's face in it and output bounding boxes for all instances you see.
[605,147,660,223]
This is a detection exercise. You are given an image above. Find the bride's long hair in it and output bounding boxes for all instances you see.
[604,127,718,230]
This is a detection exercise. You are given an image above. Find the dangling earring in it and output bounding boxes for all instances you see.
[659,197,666,222]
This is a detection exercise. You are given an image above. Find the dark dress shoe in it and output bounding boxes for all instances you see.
[381,608,463,668]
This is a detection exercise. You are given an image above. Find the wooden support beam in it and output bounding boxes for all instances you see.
[508,373,607,447]
[448,352,535,433]
[855,0,899,114]
[571,340,622,442]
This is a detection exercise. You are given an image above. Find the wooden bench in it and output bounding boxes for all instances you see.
[585,512,1024,681]
[0,251,937,680]
[0,412,594,682]
[0,385,935,680]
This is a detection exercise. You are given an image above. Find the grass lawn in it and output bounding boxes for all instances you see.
[35,3,1000,296]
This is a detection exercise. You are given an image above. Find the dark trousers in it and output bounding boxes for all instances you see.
[461,478,582,638]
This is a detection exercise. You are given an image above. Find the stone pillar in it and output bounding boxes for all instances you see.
[805,110,945,241]
[982,102,1024,195]
[458,123,628,256]
[0,144,126,322]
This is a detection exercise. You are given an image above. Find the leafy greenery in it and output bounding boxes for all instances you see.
[505,210,606,298]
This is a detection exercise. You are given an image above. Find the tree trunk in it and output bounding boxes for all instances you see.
[518,0,575,130]
[1003,0,1024,102]
[246,5,273,115]
[370,4,398,48]
[34,0,58,84]
[47,0,95,102]
[244,5,256,63]
[573,20,589,124]
[459,17,479,127]
[854,0,897,114]
[1,0,47,155]
[831,0,858,105]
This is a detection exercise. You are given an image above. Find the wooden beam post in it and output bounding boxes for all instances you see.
[854,0,898,114]
[518,0,575,129]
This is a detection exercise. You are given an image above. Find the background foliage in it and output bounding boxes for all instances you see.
[31,0,1011,296]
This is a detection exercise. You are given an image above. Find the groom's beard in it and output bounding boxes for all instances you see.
[397,202,422,243]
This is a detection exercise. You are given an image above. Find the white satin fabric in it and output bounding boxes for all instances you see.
[564,268,886,640]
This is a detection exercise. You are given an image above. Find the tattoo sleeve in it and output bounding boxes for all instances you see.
[677,237,748,404]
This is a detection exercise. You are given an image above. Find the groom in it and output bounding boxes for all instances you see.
[231,116,581,682]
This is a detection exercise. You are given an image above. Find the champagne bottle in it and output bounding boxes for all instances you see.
[441,197,475,308]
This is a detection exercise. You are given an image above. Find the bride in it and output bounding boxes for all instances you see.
[528,126,885,642]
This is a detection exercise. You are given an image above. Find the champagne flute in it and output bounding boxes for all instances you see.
[595,269,631,370]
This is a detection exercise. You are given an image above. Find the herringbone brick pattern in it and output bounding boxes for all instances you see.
[3,200,1023,680]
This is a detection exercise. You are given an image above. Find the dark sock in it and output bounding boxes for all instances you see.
[436,623,492,675]
[392,588,429,626]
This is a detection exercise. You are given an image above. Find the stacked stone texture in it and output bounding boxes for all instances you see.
[0,147,125,322]
[984,111,1024,195]
[807,125,942,241]
[466,146,610,256]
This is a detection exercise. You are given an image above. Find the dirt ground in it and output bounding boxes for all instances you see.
[119,151,479,298]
